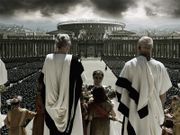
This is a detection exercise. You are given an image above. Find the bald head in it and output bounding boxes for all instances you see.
[137,36,153,60]
[138,36,153,49]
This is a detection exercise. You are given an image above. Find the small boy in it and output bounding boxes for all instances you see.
[4,96,36,135]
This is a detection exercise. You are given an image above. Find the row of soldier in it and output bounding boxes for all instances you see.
[0,34,180,135]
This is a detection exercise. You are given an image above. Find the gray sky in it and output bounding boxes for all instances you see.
[0,0,180,31]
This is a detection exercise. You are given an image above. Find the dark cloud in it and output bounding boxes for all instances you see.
[143,0,180,17]
[0,0,180,17]
[0,0,83,16]
[90,0,136,15]
[144,6,157,16]
[89,0,180,17]
[173,0,180,17]
[0,0,137,17]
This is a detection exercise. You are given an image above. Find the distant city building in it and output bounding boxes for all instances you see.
[0,24,50,39]
[48,19,135,40]
[0,20,179,59]
[171,31,180,39]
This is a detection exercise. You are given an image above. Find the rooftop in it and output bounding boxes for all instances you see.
[58,19,126,28]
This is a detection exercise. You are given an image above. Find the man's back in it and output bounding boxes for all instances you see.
[125,56,171,95]
[116,36,172,135]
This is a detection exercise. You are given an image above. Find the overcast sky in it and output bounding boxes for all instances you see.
[0,0,180,31]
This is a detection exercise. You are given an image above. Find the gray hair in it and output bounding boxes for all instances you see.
[138,36,153,48]
[55,34,71,48]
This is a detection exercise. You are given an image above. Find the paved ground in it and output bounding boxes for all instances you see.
[81,57,117,89]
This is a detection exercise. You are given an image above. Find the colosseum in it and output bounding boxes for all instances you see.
[48,19,135,57]
[56,19,134,39]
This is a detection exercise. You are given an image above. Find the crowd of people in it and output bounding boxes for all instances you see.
[1,62,41,135]
[0,34,180,135]
[6,62,43,84]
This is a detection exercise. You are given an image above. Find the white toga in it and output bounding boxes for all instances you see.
[116,56,172,135]
[42,53,84,135]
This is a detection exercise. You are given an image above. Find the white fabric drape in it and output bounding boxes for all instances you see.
[110,98,122,135]
[116,56,172,135]
[43,100,83,135]
[0,59,7,85]
[42,54,84,135]
[42,54,72,132]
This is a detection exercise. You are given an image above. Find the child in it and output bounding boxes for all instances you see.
[88,86,116,135]
[4,96,36,135]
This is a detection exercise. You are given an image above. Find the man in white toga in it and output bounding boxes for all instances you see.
[115,36,172,135]
[34,34,86,135]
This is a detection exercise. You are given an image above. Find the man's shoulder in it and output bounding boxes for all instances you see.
[71,55,84,73]
[46,53,53,57]
[45,53,54,61]
[72,55,82,63]
[151,59,165,67]
[72,55,81,60]
[125,57,137,66]
[72,55,79,60]
[0,58,5,66]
